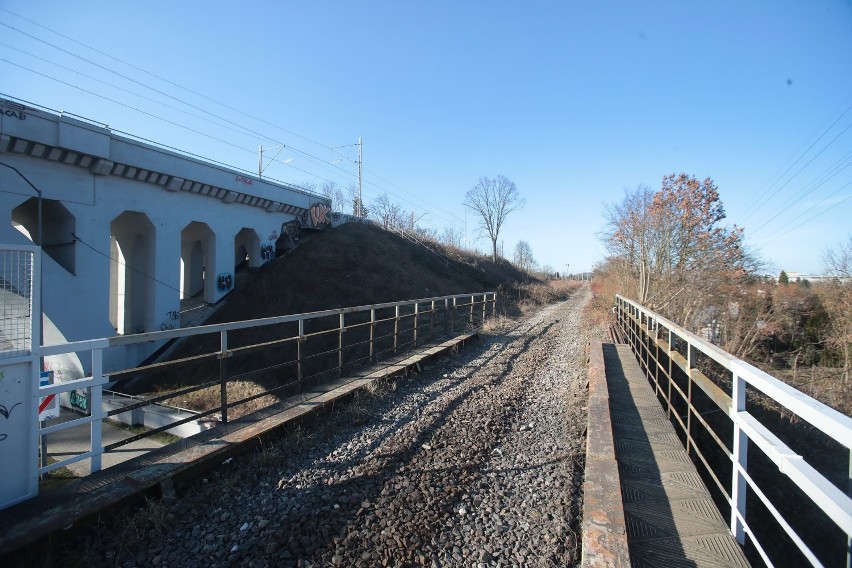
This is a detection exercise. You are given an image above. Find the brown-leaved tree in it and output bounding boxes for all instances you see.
[602,173,752,328]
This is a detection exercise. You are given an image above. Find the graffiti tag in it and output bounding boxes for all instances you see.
[268,230,279,241]
[282,219,301,245]
[70,391,89,412]
[0,402,21,419]
[0,105,27,121]
[261,244,275,261]
[235,175,253,186]
[217,273,233,291]
[310,203,331,227]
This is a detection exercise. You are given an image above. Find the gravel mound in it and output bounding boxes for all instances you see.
[58,287,599,567]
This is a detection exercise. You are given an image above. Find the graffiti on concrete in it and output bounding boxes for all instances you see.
[0,402,21,420]
[282,219,301,245]
[217,273,233,291]
[160,309,180,331]
[261,244,275,261]
[70,390,89,412]
[235,175,254,186]
[309,203,331,228]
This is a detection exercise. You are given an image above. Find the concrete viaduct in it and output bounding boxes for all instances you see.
[0,97,333,371]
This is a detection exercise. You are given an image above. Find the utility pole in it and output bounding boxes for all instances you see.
[357,137,363,217]
[258,144,262,178]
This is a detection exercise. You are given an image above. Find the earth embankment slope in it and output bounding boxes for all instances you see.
[213,222,534,323]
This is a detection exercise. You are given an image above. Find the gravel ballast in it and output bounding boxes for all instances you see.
[58,287,600,567]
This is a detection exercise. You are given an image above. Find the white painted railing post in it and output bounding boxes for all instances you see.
[731,370,748,545]
[90,348,104,473]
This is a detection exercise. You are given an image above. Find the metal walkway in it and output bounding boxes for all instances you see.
[604,342,750,567]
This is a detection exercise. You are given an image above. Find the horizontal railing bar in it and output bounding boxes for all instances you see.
[39,449,98,474]
[738,412,852,534]
[39,413,100,435]
[41,292,494,355]
[737,462,824,567]
[731,360,852,450]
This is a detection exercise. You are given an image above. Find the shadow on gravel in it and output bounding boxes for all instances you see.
[262,320,559,565]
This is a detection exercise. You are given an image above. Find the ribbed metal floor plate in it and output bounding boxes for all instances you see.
[604,344,749,567]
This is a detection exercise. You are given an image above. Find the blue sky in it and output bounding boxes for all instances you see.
[1,1,850,275]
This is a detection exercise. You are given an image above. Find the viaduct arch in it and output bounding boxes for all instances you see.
[0,97,333,371]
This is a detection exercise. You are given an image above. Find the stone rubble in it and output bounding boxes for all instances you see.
[58,287,598,567]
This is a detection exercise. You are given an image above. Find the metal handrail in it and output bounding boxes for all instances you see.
[37,291,497,476]
[615,294,852,568]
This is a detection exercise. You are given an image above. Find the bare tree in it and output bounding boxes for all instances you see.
[820,236,852,383]
[464,175,524,263]
[513,240,536,272]
[321,181,347,213]
[372,194,403,229]
[823,235,852,278]
[440,225,465,249]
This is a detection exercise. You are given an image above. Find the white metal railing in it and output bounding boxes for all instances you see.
[35,291,496,477]
[615,294,852,568]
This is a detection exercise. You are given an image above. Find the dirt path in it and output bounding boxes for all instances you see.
[58,286,600,568]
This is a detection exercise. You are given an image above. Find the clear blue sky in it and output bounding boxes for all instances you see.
[2,1,850,275]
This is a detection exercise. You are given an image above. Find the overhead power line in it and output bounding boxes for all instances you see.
[738,100,852,223]
[0,10,466,229]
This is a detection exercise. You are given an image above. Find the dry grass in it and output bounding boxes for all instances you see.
[159,380,281,421]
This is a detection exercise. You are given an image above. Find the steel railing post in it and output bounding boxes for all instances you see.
[90,348,104,473]
[469,295,474,327]
[219,330,229,424]
[394,305,400,354]
[444,298,449,336]
[482,293,487,324]
[339,313,345,377]
[370,309,375,362]
[297,318,304,384]
[667,328,674,418]
[731,371,748,545]
[847,450,851,568]
[686,342,696,454]
[430,300,436,340]
[452,297,457,332]
[413,303,419,347]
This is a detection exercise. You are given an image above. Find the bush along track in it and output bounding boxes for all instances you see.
[56,286,599,568]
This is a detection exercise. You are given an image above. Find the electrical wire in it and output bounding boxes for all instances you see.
[72,233,183,295]
[756,179,852,244]
[738,101,852,223]
[0,14,467,230]
[748,151,852,236]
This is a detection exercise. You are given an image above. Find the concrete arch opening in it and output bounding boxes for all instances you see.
[234,228,261,270]
[181,221,215,303]
[11,197,77,274]
[110,211,156,335]
[234,228,261,291]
